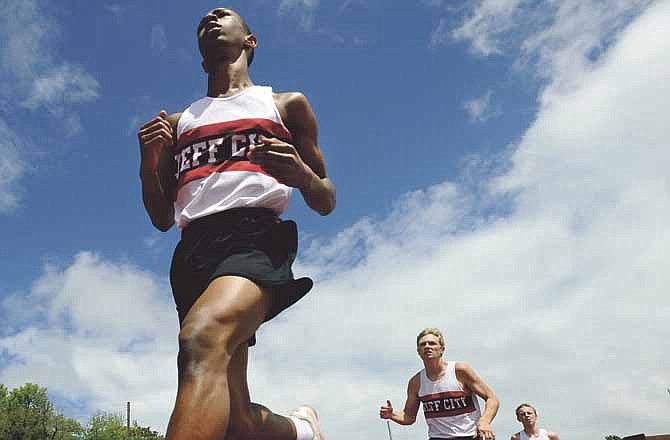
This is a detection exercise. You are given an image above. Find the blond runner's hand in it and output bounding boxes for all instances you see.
[477,420,495,440]
[379,400,394,419]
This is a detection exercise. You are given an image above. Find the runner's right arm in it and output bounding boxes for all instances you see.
[380,374,421,425]
[138,111,180,231]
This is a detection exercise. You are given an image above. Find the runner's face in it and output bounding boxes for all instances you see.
[197,8,248,56]
[417,334,444,360]
[517,407,537,425]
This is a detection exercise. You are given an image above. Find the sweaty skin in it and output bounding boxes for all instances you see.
[380,333,500,440]
[139,9,334,231]
[511,405,560,440]
[138,7,334,440]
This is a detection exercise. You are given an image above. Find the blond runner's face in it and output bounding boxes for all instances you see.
[417,334,444,361]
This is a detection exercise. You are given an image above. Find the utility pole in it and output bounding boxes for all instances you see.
[127,401,131,439]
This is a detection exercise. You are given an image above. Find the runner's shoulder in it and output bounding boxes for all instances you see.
[273,91,313,116]
[408,371,421,388]
[273,91,309,105]
[454,361,473,373]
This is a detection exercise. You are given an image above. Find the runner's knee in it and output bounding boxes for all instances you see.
[177,310,239,368]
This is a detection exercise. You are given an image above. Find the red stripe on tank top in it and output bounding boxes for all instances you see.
[420,391,468,401]
[176,161,279,190]
[176,118,292,150]
[424,406,476,418]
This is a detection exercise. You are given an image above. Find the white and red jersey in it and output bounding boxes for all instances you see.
[418,361,482,438]
[173,85,293,229]
[518,429,551,440]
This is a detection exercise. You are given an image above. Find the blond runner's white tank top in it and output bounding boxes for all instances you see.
[518,429,550,440]
[418,361,482,438]
[173,86,292,229]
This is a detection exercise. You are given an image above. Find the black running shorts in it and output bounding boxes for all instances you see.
[169,207,313,346]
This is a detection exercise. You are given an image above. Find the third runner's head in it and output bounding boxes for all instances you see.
[416,327,446,361]
[515,403,538,427]
[197,7,257,73]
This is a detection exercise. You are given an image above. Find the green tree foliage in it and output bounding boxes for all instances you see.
[130,424,164,440]
[605,436,622,440]
[84,413,126,440]
[0,383,83,440]
[83,412,164,439]
[0,383,163,440]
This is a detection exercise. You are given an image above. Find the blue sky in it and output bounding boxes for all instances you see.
[1,0,669,439]
[0,0,535,290]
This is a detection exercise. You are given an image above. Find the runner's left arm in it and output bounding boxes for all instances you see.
[249,92,335,215]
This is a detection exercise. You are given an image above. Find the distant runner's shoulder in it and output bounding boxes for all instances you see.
[409,371,422,387]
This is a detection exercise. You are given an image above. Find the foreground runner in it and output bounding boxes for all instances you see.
[380,328,499,440]
[511,404,560,440]
[138,7,335,440]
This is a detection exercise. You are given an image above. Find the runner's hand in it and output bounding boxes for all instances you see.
[379,400,394,419]
[138,110,173,169]
[248,135,314,189]
[477,420,495,440]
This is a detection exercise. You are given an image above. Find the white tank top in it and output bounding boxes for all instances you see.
[418,361,482,438]
[518,429,550,440]
[173,85,292,229]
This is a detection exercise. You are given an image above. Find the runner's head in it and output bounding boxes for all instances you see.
[515,403,538,425]
[197,7,256,72]
[416,327,446,360]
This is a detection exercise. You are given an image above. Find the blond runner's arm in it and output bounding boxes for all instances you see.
[380,374,421,426]
[456,362,499,439]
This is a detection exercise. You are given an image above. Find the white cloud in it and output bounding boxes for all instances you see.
[264,2,670,437]
[0,252,178,426]
[0,0,101,210]
[150,25,168,53]
[23,65,100,111]
[444,0,655,98]
[279,0,320,31]
[430,17,452,48]
[316,28,346,44]
[104,3,125,17]
[448,0,530,55]
[422,0,449,7]
[464,90,500,123]
[2,1,670,438]
[0,118,25,212]
[0,0,100,111]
